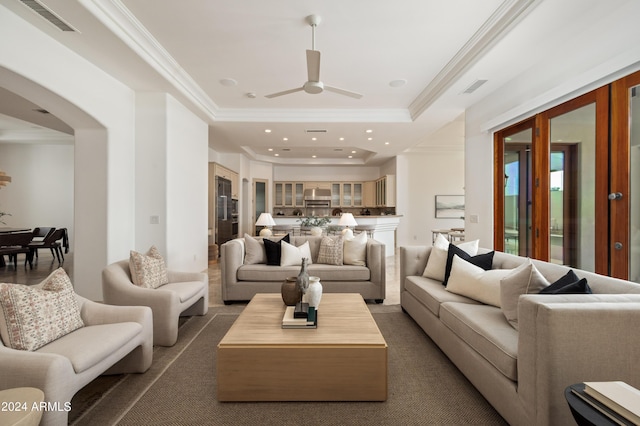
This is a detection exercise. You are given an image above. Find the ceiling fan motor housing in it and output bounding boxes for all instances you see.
[303,81,324,94]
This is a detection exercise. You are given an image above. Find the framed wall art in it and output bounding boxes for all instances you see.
[435,195,465,219]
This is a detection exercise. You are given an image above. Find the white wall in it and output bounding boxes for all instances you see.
[397,149,465,248]
[273,166,380,182]
[0,143,74,245]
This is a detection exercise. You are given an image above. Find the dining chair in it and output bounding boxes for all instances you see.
[29,227,56,259]
[28,228,67,264]
[0,231,34,268]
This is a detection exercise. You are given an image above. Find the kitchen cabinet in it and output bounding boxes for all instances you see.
[375,175,396,207]
[213,163,239,199]
[331,182,364,207]
[331,183,341,207]
[363,181,376,207]
[305,181,332,190]
[274,182,305,207]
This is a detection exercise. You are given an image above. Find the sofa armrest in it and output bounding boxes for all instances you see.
[517,294,640,425]
[167,270,207,284]
[366,239,386,296]
[220,238,245,301]
[77,296,153,329]
[399,246,431,291]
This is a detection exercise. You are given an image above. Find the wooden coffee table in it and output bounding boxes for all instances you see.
[217,293,387,401]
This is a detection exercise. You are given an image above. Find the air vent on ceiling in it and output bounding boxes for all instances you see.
[305,129,327,133]
[20,0,77,32]
[462,79,488,94]
[33,108,50,114]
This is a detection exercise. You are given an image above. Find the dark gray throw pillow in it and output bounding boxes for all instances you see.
[539,270,592,294]
[443,244,494,286]
[539,269,580,293]
[264,234,290,266]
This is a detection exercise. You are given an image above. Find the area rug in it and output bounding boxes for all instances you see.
[70,305,507,425]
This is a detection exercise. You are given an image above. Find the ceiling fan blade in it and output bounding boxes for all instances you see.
[306,50,320,82]
[324,85,363,99]
[264,87,304,98]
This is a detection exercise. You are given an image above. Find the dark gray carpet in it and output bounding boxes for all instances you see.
[70,305,507,425]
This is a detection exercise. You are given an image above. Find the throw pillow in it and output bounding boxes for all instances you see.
[539,270,580,293]
[540,277,592,294]
[243,233,266,265]
[443,244,494,286]
[317,235,344,266]
[0,268,84,351]
[264,234,290,266]
[445,255,513,307]
[422,234,479,282]
[343,231,367,266]
[500,259,550,330]
[129,245,169,289]
[280,240,313,267]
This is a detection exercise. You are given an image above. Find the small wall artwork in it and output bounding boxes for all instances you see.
[435,195,465,219]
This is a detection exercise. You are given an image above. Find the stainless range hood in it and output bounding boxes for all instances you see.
[303,188,331,201]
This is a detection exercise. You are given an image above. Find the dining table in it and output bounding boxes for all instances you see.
[0,228,33,267]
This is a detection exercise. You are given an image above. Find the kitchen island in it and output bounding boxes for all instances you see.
[272,215,401,257]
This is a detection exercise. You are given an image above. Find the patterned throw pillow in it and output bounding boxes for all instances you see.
[129,246,169,289]
[0,268,84,351]
[317,235,344,266]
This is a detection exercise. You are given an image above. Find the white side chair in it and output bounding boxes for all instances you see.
[102,260,208,346]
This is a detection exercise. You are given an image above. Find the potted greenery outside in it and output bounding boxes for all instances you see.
[297,215,331,236]
[0,211,10,225]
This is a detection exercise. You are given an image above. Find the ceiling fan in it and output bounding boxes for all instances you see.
[265,15,363,100]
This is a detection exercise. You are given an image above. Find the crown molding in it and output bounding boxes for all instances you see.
[80,0,220,120]
[216,108,412,123]
[408,0,542,121]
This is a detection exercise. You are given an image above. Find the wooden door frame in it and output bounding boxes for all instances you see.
[610,70,640,279]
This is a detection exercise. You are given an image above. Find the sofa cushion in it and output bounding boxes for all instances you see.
[343,231,367,266]
[237,264,370,282]
[446,255,512,307]
[264,234,290,266]
[423,234,479,282]
[243,234,266,264]
[161,281,204,302]
[440,302,519,381]
[280,240,313,266]
[404,275,479,318]
[500,259,549,330]
[0,269,84,351]
[37,322,142,373]
[129,246,169,289]
[317,235,344,266]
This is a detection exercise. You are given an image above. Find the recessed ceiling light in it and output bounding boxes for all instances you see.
[365,129,373,133]
[220,78,237,87]
[312,155,317,158]
[385,141,390,145]
[368,137,373,141]
[311,137,317,141]
[275,153,279,157]
[265,129,272,133]
[348,156,353,159]
[389,79,407,88]
[339,137,345,141]
[351,150,356,154]
[283,137,288,141]
[268,148,273,151]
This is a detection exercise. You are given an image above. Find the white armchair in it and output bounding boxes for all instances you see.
[102,260,209,346]
[0,296,153,426]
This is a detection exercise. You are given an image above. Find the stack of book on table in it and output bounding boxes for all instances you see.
[570,381,640,425]
[282,306,317,329]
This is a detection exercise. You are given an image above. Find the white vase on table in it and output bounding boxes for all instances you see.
[306,276,323,309]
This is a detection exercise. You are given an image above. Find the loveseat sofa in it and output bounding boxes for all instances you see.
[221,234,385,303]
[400,245,640,426]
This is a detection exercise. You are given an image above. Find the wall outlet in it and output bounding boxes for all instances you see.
[413,235,417,240]
[470,214,479,224]
[150,215,160,225]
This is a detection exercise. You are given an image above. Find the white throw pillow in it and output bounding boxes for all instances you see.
[343,231,367,266]
[422,234,479,282]
[500,259,549,330]
[243,233,266,264]
[129,246,169,289]
[445,255,512,307]
[280,240,313,267]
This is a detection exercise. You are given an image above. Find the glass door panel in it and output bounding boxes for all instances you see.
[548,103,596,270]
[503,129,533,257]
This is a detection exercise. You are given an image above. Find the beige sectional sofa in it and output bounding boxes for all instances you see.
[400,245,640,426]
[221,235,385,303]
